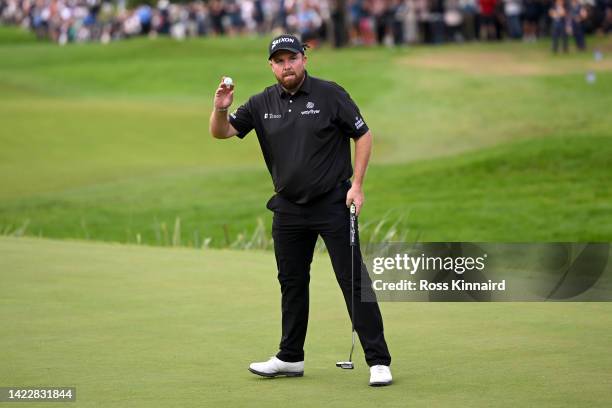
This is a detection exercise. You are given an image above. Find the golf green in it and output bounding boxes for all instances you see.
[1,237,611,407]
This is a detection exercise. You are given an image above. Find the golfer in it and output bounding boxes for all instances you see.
[209,34,392,386]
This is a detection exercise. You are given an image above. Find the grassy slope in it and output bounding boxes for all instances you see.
[1,135,611,247]
[1,236,611,407]
[1,32,611,245]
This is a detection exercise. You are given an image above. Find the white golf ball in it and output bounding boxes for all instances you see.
[223,77,233,87]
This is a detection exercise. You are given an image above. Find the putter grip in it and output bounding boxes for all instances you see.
[349,203,356,247]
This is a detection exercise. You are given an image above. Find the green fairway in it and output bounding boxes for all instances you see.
[1,236,611,407]
[1,31,612,245]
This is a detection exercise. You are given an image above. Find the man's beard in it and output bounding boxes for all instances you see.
[277,70,305,91]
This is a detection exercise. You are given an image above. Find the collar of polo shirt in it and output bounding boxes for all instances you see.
[276,70,313,98]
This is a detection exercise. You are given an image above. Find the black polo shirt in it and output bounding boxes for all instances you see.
[229,71,369,204]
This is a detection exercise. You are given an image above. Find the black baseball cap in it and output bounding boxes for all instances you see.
[268,34,305,60]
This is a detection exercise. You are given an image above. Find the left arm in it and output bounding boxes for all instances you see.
[345,130,372,215]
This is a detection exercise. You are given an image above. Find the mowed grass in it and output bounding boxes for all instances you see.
[1,236,612,407]
[1,135,611,246]
[1,30,612,245]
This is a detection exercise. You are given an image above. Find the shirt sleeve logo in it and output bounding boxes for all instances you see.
[354,116,365,130]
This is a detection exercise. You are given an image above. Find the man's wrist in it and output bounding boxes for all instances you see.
[214,107,229,112]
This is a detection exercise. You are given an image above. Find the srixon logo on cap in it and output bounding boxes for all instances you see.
[271,37,295,49]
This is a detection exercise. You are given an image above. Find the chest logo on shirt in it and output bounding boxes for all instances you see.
[301,101,320,115]
[264,113,282,119]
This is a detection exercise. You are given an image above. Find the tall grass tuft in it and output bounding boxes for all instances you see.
[172,217,181,247]
[1,214,410,251]
[230,217,273,250]
[13,219,30,237]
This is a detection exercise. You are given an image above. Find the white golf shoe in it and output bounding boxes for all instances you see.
[248,356,304,378]
[369,365,392,386]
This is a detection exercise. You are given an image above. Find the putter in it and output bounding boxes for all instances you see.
[336,202,357,370]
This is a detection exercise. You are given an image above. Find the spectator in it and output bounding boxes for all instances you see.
[137,5,152,35]
[371,0,387,45]
[347,0,362,44]
[226,0,245,35]
[155,0,171,35]
[540,0,553,36]
[253,0,264,33]
[414,0,429,43]
[549,0,569,53]
[479,0,497,39]
[606,0,612,33]
[389,0,408,44]
[402,0,419,43]
[330,0,349,47]
[359,0,376,45]
[503,0,522,39]
[430,0,446,44]
[568,0,587,50]
[523,0,539,41]
[459,0,479,41]
[297,0,323,43]
[445,0,464,41]
[209,0,226,35]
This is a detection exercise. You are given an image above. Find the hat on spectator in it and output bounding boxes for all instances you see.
[268,35,306,59]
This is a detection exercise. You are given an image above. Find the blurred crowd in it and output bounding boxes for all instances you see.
[1,0,611,47]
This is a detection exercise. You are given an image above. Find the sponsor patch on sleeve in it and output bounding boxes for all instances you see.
[354,116,365,130]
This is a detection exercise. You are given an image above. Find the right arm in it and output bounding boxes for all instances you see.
[209,77,239,139]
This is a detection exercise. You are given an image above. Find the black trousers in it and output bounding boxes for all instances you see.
[267,182,392,367]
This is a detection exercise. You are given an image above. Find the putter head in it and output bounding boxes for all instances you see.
[336,361,354,369]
